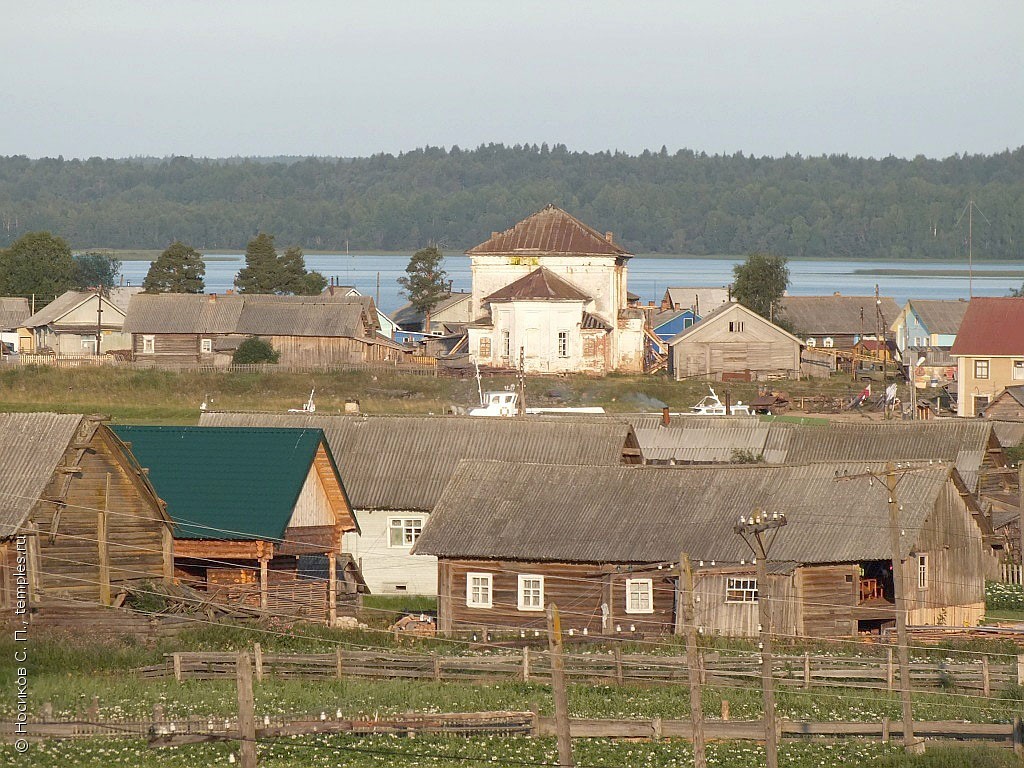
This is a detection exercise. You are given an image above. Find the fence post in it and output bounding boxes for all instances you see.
[1018,654,1024,687]
[803,652,811,689]
[335,648,344,679]
[981,655,990,698]
[236,653,256,768]
[886,647,894,692]
[432,654,442,682]
[651,716,662,741]
[1014,716,1024,757]
[881,717,890,743]
[522,646,530,682]
[614,646,624,685]
[253,643,264,683]
[720,700,730,721]
[173,653,183,683]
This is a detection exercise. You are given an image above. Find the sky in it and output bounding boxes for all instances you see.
[3,1,1023,160]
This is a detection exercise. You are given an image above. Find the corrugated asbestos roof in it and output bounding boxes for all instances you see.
[112,426,327,541]
[664,287,730,313]
[391,293,471,326]
[0,413,84,538]
[0,297,30,330]
[779,295,901,336]
[908,299,969,336]
[414,461,960,564]
[950,298,1024,356]
[122,293,376,337]
[467,205,630,257]
[626,418,994,490]
[23,291,97,328]
[483,267,591,303]
[990,419,1024,448]
[198,413,635,511]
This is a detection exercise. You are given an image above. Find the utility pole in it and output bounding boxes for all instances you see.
[95,287,104,356]
[835,463,925,755]
[546,603,574,768]
[679,553,706,768]
[735,510,788,768]
[517,346,527,416]
[236,652,257,768]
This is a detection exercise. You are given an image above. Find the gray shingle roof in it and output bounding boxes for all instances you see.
[123,293,376,337]
[779,295,901,336]
[413,461,963,564]
[908,299,969,336]
[0,413,85,538]
[625,418,995,490]
[0,297,30,330]
[198,413,636,510]
[663,287,730,313]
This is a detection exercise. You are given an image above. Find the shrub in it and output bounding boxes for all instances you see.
[232,337,279,365]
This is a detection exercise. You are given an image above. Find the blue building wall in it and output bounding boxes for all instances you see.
[654,310,698,341]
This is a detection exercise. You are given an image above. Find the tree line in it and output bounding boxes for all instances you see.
[0,146,1022,260]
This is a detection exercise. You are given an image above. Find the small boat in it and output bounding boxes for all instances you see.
[685,386,752,416]
[468,390,605,417]
[288,389,317,414]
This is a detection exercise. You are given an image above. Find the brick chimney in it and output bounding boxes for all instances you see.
[208,293,216,303]
[605,231,614,243]
[661,407,671,427]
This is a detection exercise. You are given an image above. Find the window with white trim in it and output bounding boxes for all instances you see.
[200,338,213,354]
[388,517,423,547]
[806,338,817,347]
[142,335,155,354]
[479,336,492,358]
[502,330,510,358]
[466,572,492,608]
[557,331,569,358]
[728,321,744,333]
[81,335,96,351]
[974,359,990,379]
[823,337,834,348]
[1013,360,1024,381]
[517,574,544,611]
[726,577,758,603]
[625,578,653,614]
[917,554,928,590]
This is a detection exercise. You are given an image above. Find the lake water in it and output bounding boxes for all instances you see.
[118,254,1019,313]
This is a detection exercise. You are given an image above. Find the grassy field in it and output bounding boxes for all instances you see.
[0,365,870,424]
[12,735,1020,768]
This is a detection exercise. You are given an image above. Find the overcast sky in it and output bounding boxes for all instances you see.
[3,1,1022,160]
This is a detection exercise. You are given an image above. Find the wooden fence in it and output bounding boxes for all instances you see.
[3,711,1021,749]
[7,354,442,376]
[1002,563,1024,585]
[136,647,1024,695]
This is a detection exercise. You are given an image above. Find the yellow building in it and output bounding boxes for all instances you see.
[950,298,1024,417]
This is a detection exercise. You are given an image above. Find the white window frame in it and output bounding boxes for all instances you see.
[1013,360,1024,381]
[725,577,759,604]
[823,337,834,348]
[624,578,654,614]
[81,335,96,351]
[478,336,492,358]
[517,574,544,611]
[142,335,155,354]
[501,330,510,358]
[974,359,989,379]
[200,338,213,354]
[557,331,569,358]
[466,572,492,609]
[917,554,928,590]
[728,321,744,333]
[806,338,816,347]
[387,516,424,548]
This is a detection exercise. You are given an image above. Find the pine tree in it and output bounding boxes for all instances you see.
[235,233,280,293]
[142,241,205,293]
[397,245,449,328]
[279,246,327,295]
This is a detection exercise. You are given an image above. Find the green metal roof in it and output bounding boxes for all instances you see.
[112,425,326,541]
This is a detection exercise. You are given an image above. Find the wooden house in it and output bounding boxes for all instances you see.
[649,308,699,342]
[414,461,998,637]
[984,386,1024,422]
[0,413,173,611]
[392,292,473,335]
[199,412,641,596]
[779,294,900,351]
[112,425,360,623]
[667,301,804,381]
[890,299,969,357]
[0,297,30,352]
[660,287,729,314]
[122,292,405,367]
[951,298,1024,416]
[20,288,139,355]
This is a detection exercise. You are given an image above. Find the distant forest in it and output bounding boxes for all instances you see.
[1,145,1022,260]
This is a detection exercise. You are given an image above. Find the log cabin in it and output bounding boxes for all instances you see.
[414,461,1000,638]
[112,425,360,624]
[0,413,173,611]
[122,292,405,367]
[198,412,641,595]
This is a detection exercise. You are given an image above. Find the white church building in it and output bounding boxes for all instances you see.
[465,205,646,374]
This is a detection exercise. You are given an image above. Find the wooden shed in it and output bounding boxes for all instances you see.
[0,413,173,611]
[199,412,641,596]
[984,386,1024,422]
[112,425,361,624]
[667,301,804,381]
[414,461,998,638]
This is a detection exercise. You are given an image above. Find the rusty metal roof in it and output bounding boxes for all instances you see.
[779,295,901,336]
[198,413,637,511]
[907,299,969,336]
[0,297,30,330]
[414,461,964,564]
[466,205,630,258]
[483,267,591,304]
[950,297,1024,356]
[0,413,85,538]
